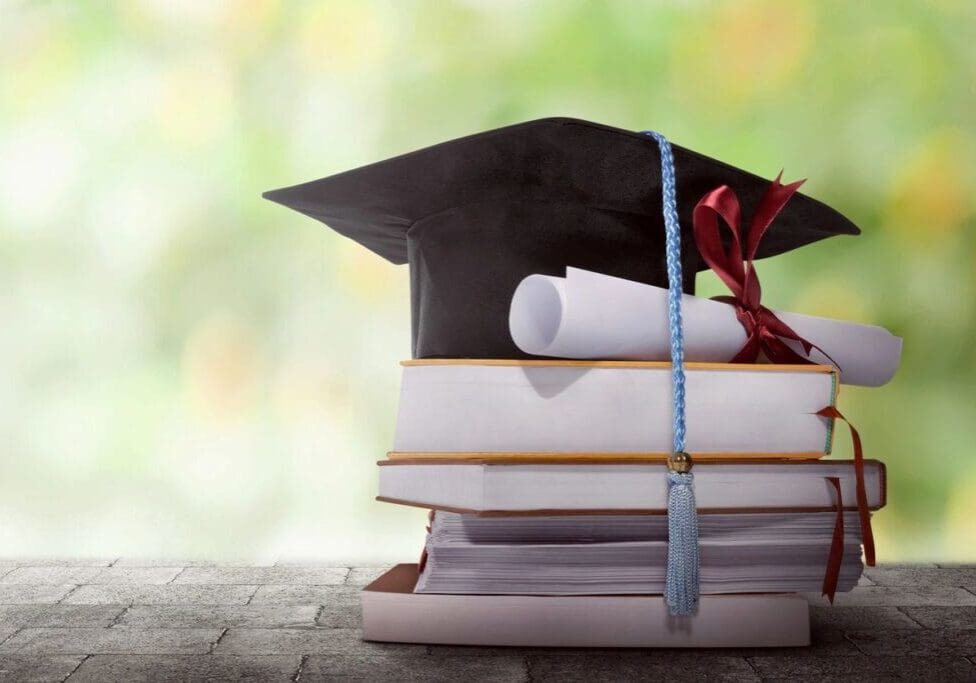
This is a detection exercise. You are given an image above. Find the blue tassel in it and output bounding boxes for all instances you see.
[642,130,700,617]
[666,471,700,615]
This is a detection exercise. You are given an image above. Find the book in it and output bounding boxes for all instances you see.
[415,511,865,595]
[377,459,886,514]
[393,360,838,458]
[362,564,811,648]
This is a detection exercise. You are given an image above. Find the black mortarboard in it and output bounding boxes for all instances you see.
[264,117,859,359]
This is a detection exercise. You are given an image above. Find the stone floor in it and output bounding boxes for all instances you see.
[0,562,973,681]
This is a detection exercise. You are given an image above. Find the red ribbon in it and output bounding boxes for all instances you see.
[418,509,435,573]
[822,476,845,603]
[818,406,877,601]
[817,406,875,567]
[693,174,837,366]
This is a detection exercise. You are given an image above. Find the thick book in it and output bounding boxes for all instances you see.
[415,511,865,595]
[392,360,838,459]
[362,564,811,648]
[377,458,886,514]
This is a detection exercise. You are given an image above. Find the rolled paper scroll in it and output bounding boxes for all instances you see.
[509,267,902,387]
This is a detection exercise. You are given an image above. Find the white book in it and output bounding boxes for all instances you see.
[415,511,865,595]
[393,360,838,457]
[377,459,886,513]
[428,510,862,543]
[362,564,811,648]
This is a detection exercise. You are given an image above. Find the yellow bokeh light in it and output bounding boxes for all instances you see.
[182,312,260,422]
[789,279,872,324]
[334,238,403,302]
[297,3,391,74]
[270,352,349,425]
[156,59,235,149]
[671,0,816,108]
[885,128,975,242]
[943,470,976,561]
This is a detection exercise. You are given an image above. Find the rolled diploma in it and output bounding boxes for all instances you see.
[509,267,902,387]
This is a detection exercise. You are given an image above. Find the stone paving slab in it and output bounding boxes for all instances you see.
[172,566,348,585]
[0,627,223,655]
[527,653,759,681]
[865,564,976,588]
[0,562,972,679]
[0,584,76,604]
[303,653,529,681]
[808,605,921,631]
[900,606,976,629]
[69,654,302,682]
[0,566,182,585]
[112,558,277,567]
[214,627,427,656]
[314,590,361,628]
[0,559,115,568]
[747,654,976,680]
[346,566,390,586]
[802,585,976,607]
[249,583,359,605]
[845,627,976,658]
[274,560,363,567]
[0,655,85,682]
[0,605,126,628]
[62,584,258,605]
[118,605,320,629]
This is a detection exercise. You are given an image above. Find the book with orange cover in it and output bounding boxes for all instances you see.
[377,458,885,515]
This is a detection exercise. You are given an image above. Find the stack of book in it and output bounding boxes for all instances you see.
[362,360,886,648]
[261,116,899,648]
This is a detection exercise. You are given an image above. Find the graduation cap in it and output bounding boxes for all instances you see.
[263,117,859,359]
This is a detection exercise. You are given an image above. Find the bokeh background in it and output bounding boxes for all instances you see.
[1,0,974,562]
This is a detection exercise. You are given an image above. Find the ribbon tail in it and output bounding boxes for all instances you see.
[665,471,700,616]
[822,476,845,603]
[418,509,436,573]
[760,309,845,370]
[817,406,875,566]
[729,333,762,363]
[762,334,819,365]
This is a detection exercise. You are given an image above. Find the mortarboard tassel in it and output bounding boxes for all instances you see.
[642,130,700,616]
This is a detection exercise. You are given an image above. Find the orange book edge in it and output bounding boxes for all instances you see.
[386,451,828,462]
[375,459,887,511]
[375,496,886,517]
[401,359,837,372]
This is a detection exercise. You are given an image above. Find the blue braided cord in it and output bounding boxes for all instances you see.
[641,130,699,616]
[640,131,686,454]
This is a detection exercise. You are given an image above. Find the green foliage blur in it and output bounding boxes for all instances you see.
[1,0,974,561]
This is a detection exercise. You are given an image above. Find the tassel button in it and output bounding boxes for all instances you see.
[668,451,693,473]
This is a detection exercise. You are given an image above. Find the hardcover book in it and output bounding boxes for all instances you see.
[393,360,839,458]
[377,458,886,514]
[362,565,811,648]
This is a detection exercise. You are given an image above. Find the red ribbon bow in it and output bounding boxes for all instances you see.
[692,174,835,366]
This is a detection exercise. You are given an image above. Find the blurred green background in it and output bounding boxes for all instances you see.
[1,0,974,562]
